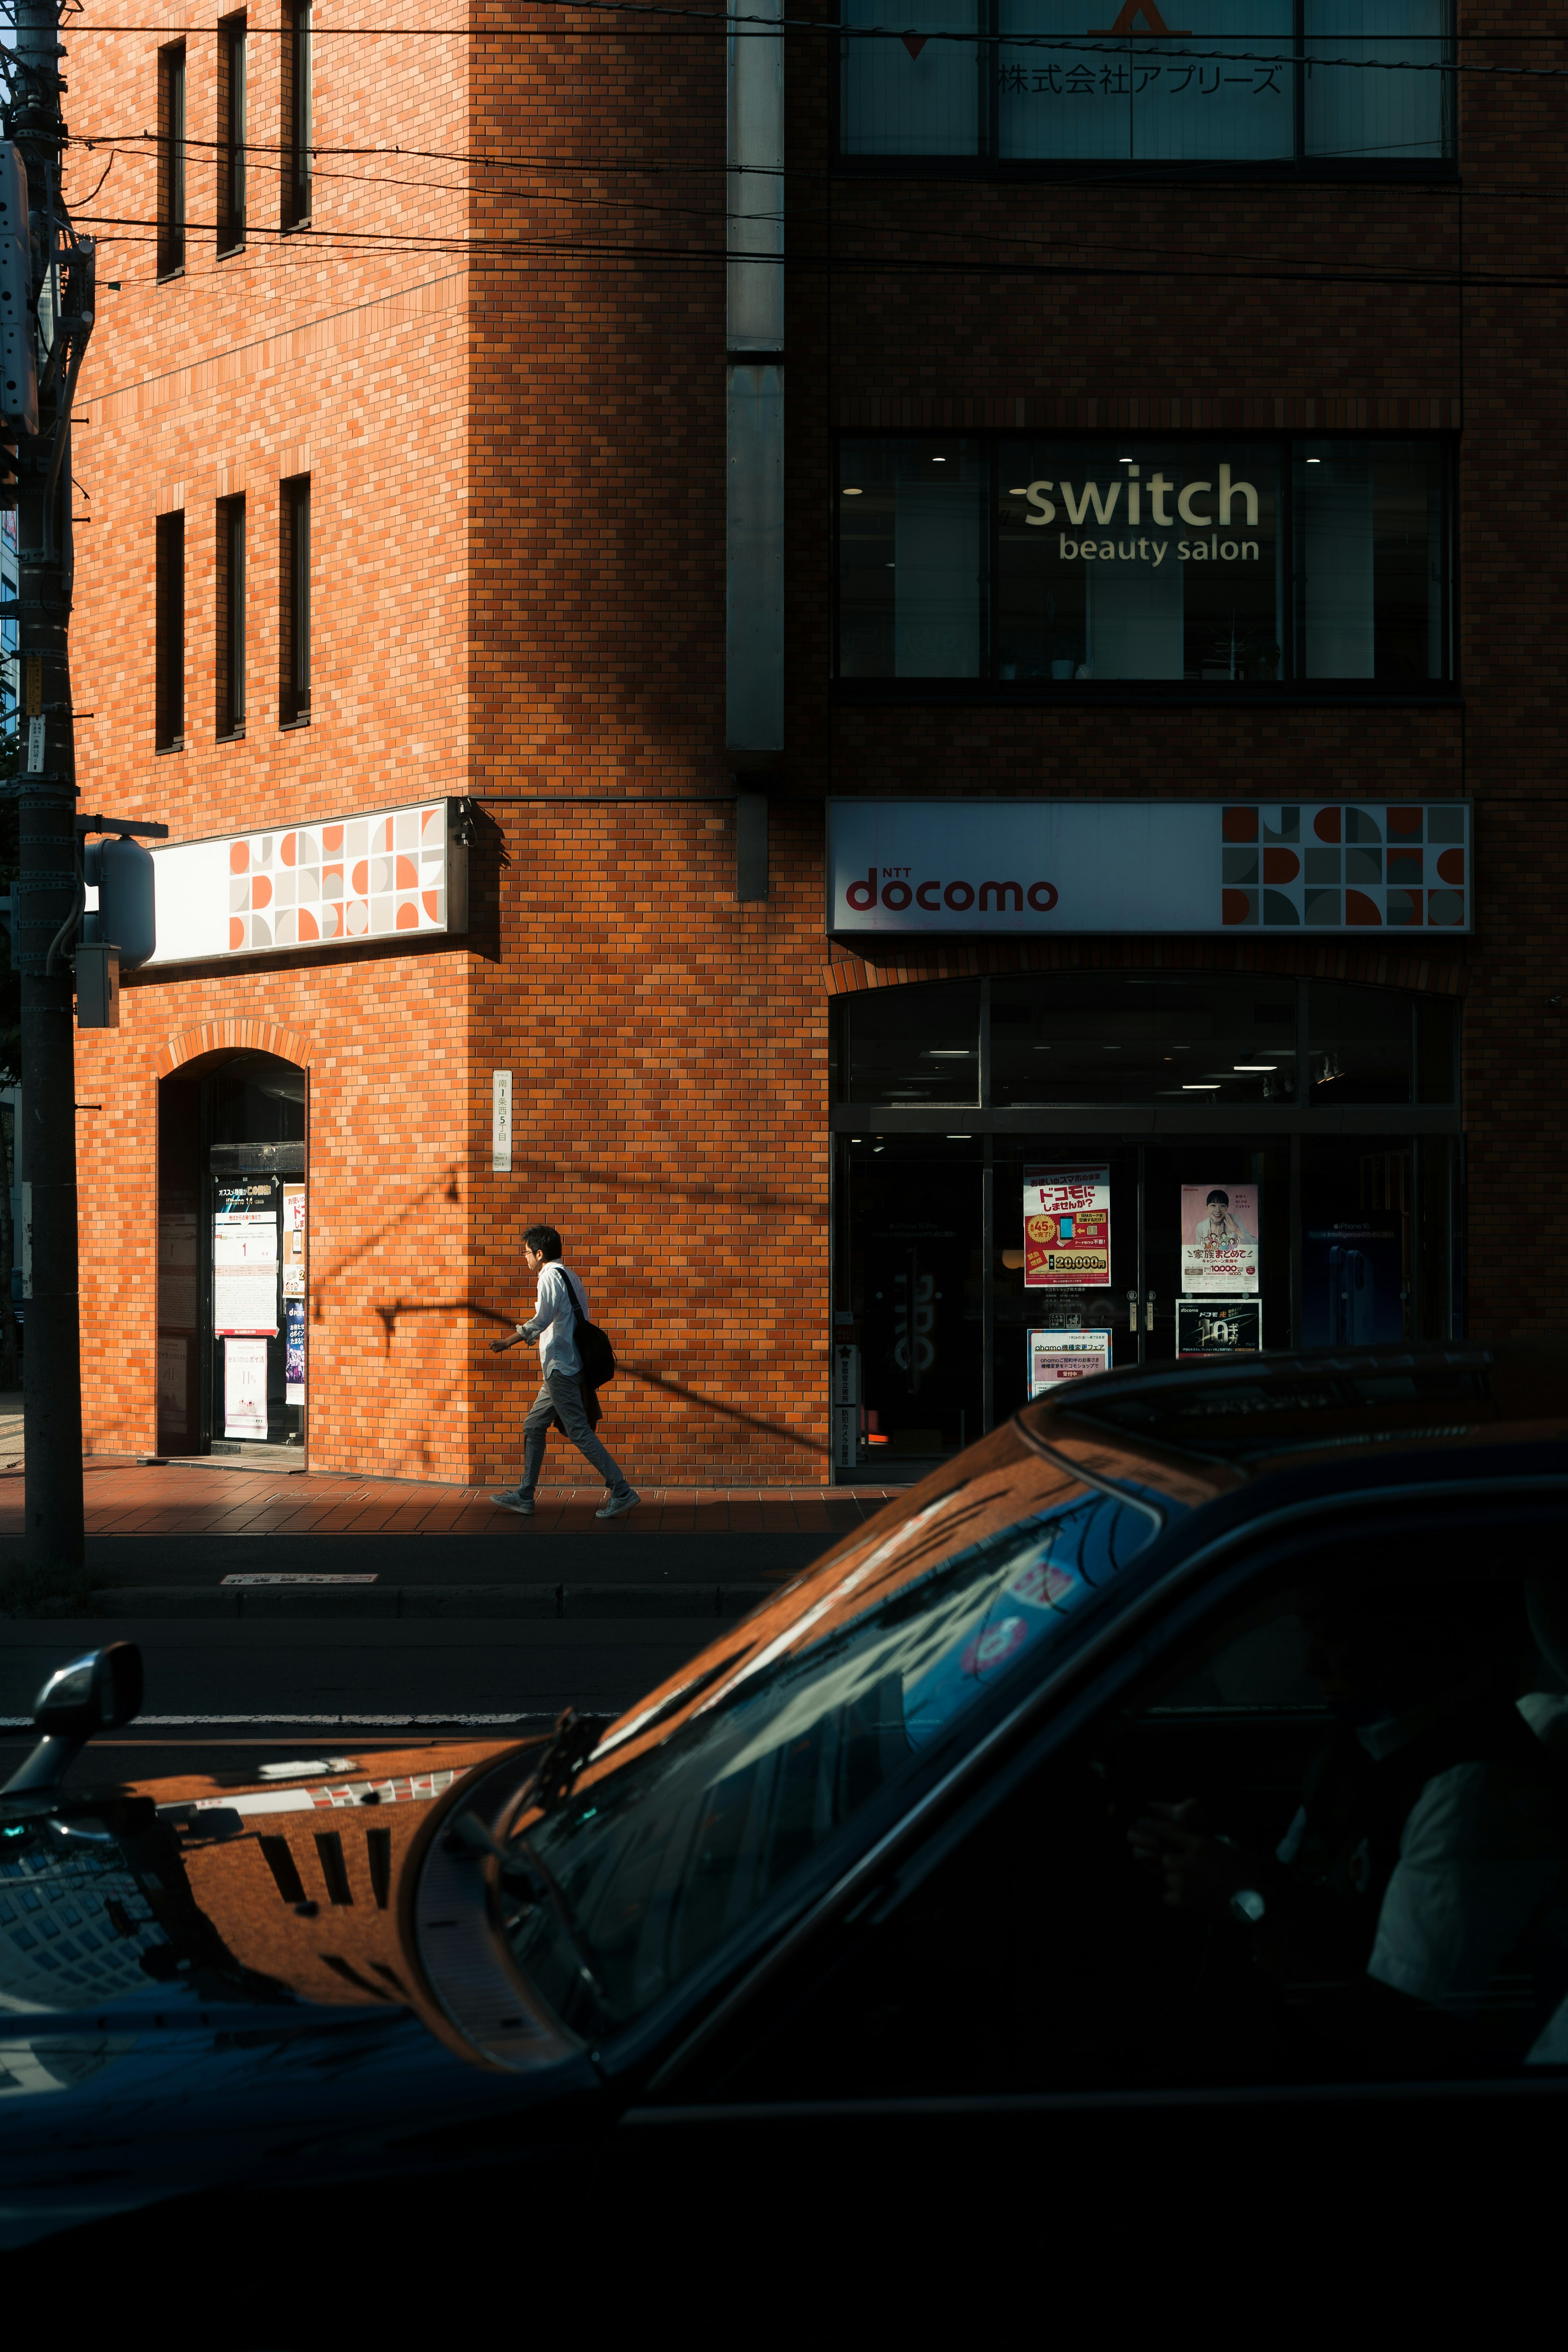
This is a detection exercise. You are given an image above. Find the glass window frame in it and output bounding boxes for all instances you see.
[279,475,311,728]
[216,492,246,740]
[285,0,313,230]
[157,41,187,281]
[154,508,185,752]
[835,0,1457,176]
[219,14,247,256]
[835,432,1454,695]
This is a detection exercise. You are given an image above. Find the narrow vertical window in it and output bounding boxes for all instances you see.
[285,2,313,229]
[219,16,247,254]
[157,43,186,278]
[216,494,246,737]
[155,510,185,750]
[280,475,310,725]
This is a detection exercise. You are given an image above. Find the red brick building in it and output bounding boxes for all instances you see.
[62,4,1562,1489]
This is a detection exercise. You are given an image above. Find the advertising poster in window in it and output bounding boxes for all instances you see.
[285,1297,306,1406]
[213,1176,278,1336]
[1177,1300,1263,1361]
[282,1182,306,1298]
[1028,1328,1113,1398]
[223,1337,269,1440]
[1180,1183,1260,1295]
[1301,1224,1406,1347]
[1024,1166,1111,1288]
[213,1210,278,1335]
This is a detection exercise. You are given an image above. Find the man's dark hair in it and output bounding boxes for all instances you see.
[523,1224,563,1261]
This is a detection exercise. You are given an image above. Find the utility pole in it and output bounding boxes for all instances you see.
[5,1,96,1571]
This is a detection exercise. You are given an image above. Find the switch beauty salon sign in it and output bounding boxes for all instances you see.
[828,800,1472,938]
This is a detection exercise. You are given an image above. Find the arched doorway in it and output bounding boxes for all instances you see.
[157,1050,309,1459]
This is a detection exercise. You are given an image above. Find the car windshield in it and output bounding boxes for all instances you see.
[503,1461,1169,2038]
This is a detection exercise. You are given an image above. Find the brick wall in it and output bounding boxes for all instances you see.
[62,4,1568,1486]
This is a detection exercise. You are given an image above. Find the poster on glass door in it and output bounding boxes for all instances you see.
[282,1183,306,1298]
[285,1297,306,1406]
[1177,1299,1263,1359]
[213,1178,279,1336]
[1180,1183,1260,1295]
[1028,1328,1113,1397]
[223,1336,269,1439]
[1024,1166,1111,1288]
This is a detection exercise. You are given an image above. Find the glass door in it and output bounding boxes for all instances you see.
[838,1136,984,1473]
[1142,1142,1291,1365]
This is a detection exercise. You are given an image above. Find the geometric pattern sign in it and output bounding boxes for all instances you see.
[826,799,1472,938]
[1220,802,1469,929]
[227,800,449,952]
[145,797,468,967]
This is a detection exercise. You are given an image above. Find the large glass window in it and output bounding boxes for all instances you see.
[837,436,1450,686]
[839,440,989,677]
[838,974,1455,1111]
[841,2,1452,165]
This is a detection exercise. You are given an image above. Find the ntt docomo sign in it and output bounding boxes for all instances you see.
[827,800,1473,938]
[845,871,1059,916]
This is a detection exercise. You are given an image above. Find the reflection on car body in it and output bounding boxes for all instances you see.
[1,1341,1566,2253]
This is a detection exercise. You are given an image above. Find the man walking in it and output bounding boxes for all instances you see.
[489,1224,639,1519]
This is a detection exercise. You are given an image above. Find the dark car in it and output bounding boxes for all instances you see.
[3,1344,1567,2286]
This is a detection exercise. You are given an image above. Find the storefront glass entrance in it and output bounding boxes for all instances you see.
[831,973,1461,1479]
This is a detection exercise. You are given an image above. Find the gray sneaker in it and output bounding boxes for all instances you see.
[595,1488,641,1520]
[494,1489,535,1516]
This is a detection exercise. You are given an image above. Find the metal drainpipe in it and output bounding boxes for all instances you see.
[726,0,784,902]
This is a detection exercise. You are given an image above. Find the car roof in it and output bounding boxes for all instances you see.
[1023,1341,1568,1488]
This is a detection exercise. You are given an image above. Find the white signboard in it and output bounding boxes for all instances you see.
[223,1337,270,1439]
[827,800,1470,937]
[146,797,468,966]
[1028,1329,1114,1399]
[492,1070,513,1173]
[214,1211,278,1336]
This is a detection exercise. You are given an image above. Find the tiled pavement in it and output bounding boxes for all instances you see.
[0,1459,902,1541]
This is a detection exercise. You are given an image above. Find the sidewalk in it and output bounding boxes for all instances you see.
[0,1459,906,1621]
[0,1459,900,1539]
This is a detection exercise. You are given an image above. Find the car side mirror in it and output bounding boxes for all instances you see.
[3,1642,144,1795]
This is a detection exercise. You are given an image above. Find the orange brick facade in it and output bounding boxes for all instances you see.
[59,7,1566,1486]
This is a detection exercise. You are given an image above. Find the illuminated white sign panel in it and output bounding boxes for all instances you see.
[145,798,468,967]
[827,800,1471,938]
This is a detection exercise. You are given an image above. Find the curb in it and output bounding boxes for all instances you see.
[61,1582,785,1622]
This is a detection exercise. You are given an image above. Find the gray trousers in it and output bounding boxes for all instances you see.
[519,1368,630,1496]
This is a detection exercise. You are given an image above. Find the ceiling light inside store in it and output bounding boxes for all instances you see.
[1009,487,1026,494]
[932,457,946,463]
[1182,1083,1221,1091]
[1234,1064,1276,1071]
[1307,457,1321,464]
[924,1049,973,1058]
[842,486,862,496]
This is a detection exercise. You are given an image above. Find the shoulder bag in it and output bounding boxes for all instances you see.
[564,1273,617,1391]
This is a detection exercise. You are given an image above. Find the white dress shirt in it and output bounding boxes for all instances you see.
[522,1261,587,1379]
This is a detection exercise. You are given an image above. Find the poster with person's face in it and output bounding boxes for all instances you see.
[1024,1166,1111,1288]
[1180,1183,1260,1295]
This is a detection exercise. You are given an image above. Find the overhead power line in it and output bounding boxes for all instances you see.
[36,13,1568,82]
